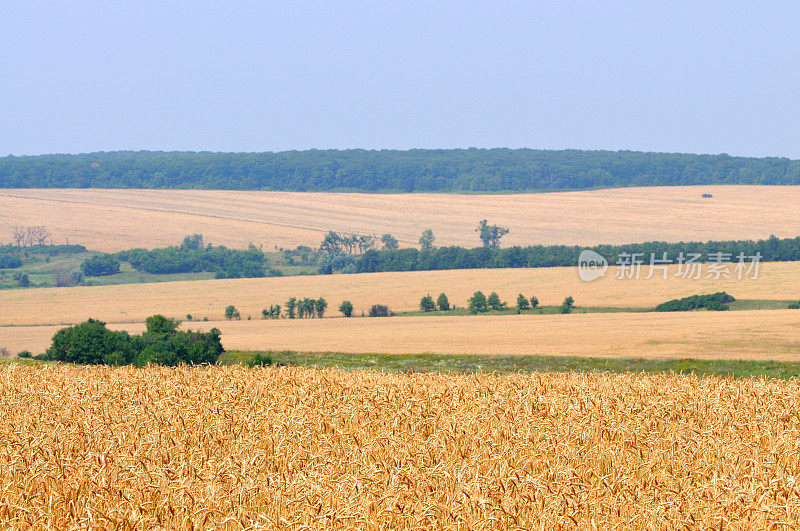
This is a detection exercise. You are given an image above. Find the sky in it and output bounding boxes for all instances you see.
[2,1,800,158]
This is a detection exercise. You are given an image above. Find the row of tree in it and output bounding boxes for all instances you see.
[4,149,800,192]
[351,235,800,274]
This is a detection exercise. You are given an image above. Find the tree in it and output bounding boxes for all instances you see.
[53,267,78,287]
[381,233,399,250]
[285,297,297,319]
[180,234,204,251]
[476,219,510,248]
[468,291,488,314]
[320,231,343,254]
[436,293,450,311]
[298,297,316,318]
[316,297,328,318]
[487,292,506,311]
[530,296,539,309]
[11,226,28,247]
[145,314,181,336]
[339,300,354,317]
[560,296,575,314]
[224,305,240,320]
[419,229,435,250]
[420,294,435,312]
[28,226,51,246]
[81,254,121,276]
[516,294,530,310]
[46,319,135,365]
[369,304,389,317]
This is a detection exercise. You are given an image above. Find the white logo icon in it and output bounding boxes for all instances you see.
[578,250,608,282]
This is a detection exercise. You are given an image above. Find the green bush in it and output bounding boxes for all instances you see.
[487,292,506,311]
[369,304,389,317]
[655,292,735,312]
[788,301,800,310]
[339,300,354,317]
[468,291,488,314]
[420,294,436,312]
[530,296,539,308]
[559,296,575,314]
[247,352,273,367]
[44,315,223,366]
[81,254,121,276]
[17,350,32,359]
[224,305,241,320]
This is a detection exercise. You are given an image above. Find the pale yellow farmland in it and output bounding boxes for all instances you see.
[7,309,800,360]
[2,366,800,527]
[2,185,800,251]
[1,261,798,328]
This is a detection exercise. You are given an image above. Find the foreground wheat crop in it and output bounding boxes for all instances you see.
[2,185,800,251]
[1,365,800,528]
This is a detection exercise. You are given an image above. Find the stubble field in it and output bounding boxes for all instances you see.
[6,309,800,361]
[2,185,800,251]
[2,261,799,327]
[2,365,799,528]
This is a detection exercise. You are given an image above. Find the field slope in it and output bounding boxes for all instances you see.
[2,185,800,251]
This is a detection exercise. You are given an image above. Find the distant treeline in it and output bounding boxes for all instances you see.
[349,235,800,274]
[2,149,800,192]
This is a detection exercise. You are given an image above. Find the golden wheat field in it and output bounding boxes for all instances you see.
[2,185,800,251]
[1,365,800,528]
[2,261,799,328]
[6,309,800,361]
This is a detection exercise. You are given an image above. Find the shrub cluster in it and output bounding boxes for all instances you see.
[116,235,267,278]
[81,253,121,276]
[419,293,450,312]
[369,304,390,317]
[655,292,735,312]
[42,315,223,366]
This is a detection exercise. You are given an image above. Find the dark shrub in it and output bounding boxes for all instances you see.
[369,304,389,317]
[81,254,121,276]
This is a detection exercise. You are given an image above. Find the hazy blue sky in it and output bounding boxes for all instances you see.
[2,1,799,157]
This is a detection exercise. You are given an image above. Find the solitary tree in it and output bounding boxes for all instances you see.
[339,300,354,317]
[224,305,241,320]
[381,233,399,250]
[419,229,435,250]
[468,291,488,314]
[560,296,575,314]
[516,293,530,310]
[476,220,510,248]
[530,296,539,308]
[487,292,506,311]
[436,293,450,311]
[180,234,204,251]
[420,294,436,312]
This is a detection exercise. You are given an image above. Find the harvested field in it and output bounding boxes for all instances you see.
[2,261,799,327]
[1,365,800,528]
[2,185,800,251]
[6,309,800,361]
